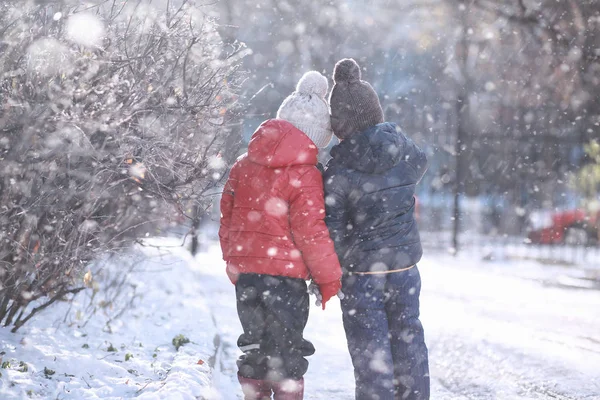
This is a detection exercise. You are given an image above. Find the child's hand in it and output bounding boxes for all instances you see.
[308,281,323,307]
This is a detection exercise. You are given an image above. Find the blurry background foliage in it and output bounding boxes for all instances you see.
[572,140,600,211]
[211,0,600,237]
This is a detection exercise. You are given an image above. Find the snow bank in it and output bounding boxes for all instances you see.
[0,238,220,399]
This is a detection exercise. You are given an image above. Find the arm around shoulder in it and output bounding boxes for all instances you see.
[403,136,428,183]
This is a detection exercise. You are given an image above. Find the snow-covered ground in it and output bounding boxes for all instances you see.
[204,244,600,400]
[420,254,600,399]
[1,238,599,399]
[0,239,221,400]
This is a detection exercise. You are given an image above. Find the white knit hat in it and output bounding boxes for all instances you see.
[276,71,333,148]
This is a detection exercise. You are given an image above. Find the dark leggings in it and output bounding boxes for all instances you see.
[236,274,315,381]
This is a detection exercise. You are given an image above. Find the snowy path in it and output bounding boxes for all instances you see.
[196,246,356,399]
[199,244,600,400]
[1,240,598,399]
[421,254,600,400]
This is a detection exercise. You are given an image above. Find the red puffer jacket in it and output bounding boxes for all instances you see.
[219,119,342,286]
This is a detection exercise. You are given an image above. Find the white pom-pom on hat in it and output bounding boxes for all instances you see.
[276,70,333,148]
[296,71,329,98]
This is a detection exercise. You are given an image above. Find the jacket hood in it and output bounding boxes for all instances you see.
[247,119,319,168]
[329,122,405,174]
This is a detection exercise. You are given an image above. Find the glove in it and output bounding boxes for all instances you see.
[308,281,322,306]
[310,280,343,310]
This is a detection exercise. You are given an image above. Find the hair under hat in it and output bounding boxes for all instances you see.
[276,71,333,148]
[329,58,384,140]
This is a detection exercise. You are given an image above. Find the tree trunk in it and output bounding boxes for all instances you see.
[452,1,470,254]
[190,205,201,256]
[452,94,469,254]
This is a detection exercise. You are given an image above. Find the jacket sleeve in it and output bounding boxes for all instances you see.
[288,167,342,285]
[218,164,237,263]
[323,166,351,260]
[403,135,428,183]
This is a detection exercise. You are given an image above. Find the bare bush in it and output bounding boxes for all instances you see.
[0,0,247,331]
[63,251,142,333]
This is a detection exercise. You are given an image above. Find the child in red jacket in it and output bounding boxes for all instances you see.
[219,71,342,399]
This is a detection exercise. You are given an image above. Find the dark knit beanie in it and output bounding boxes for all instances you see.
[329,58,384,140]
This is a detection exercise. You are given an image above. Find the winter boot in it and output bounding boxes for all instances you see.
[271,378,304,400]
[238,374,272,400]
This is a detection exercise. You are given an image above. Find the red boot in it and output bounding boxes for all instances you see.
[238,374,272,400]
[271,378,304,400]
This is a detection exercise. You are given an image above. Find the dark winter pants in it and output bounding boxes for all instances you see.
[236,273,315,382]
[341,266,430,400]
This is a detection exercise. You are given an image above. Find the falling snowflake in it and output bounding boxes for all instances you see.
[265,197,288,217]
[208,155,226,170]
[66,13,105,47]
[26,38,70,76]
[247,211,261,222]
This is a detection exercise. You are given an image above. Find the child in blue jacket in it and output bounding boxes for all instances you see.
[324,58,430,400]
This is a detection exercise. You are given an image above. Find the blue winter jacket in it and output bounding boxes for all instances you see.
[323,122,427,274]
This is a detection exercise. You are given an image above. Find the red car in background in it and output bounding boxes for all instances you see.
[527,209,600,245]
